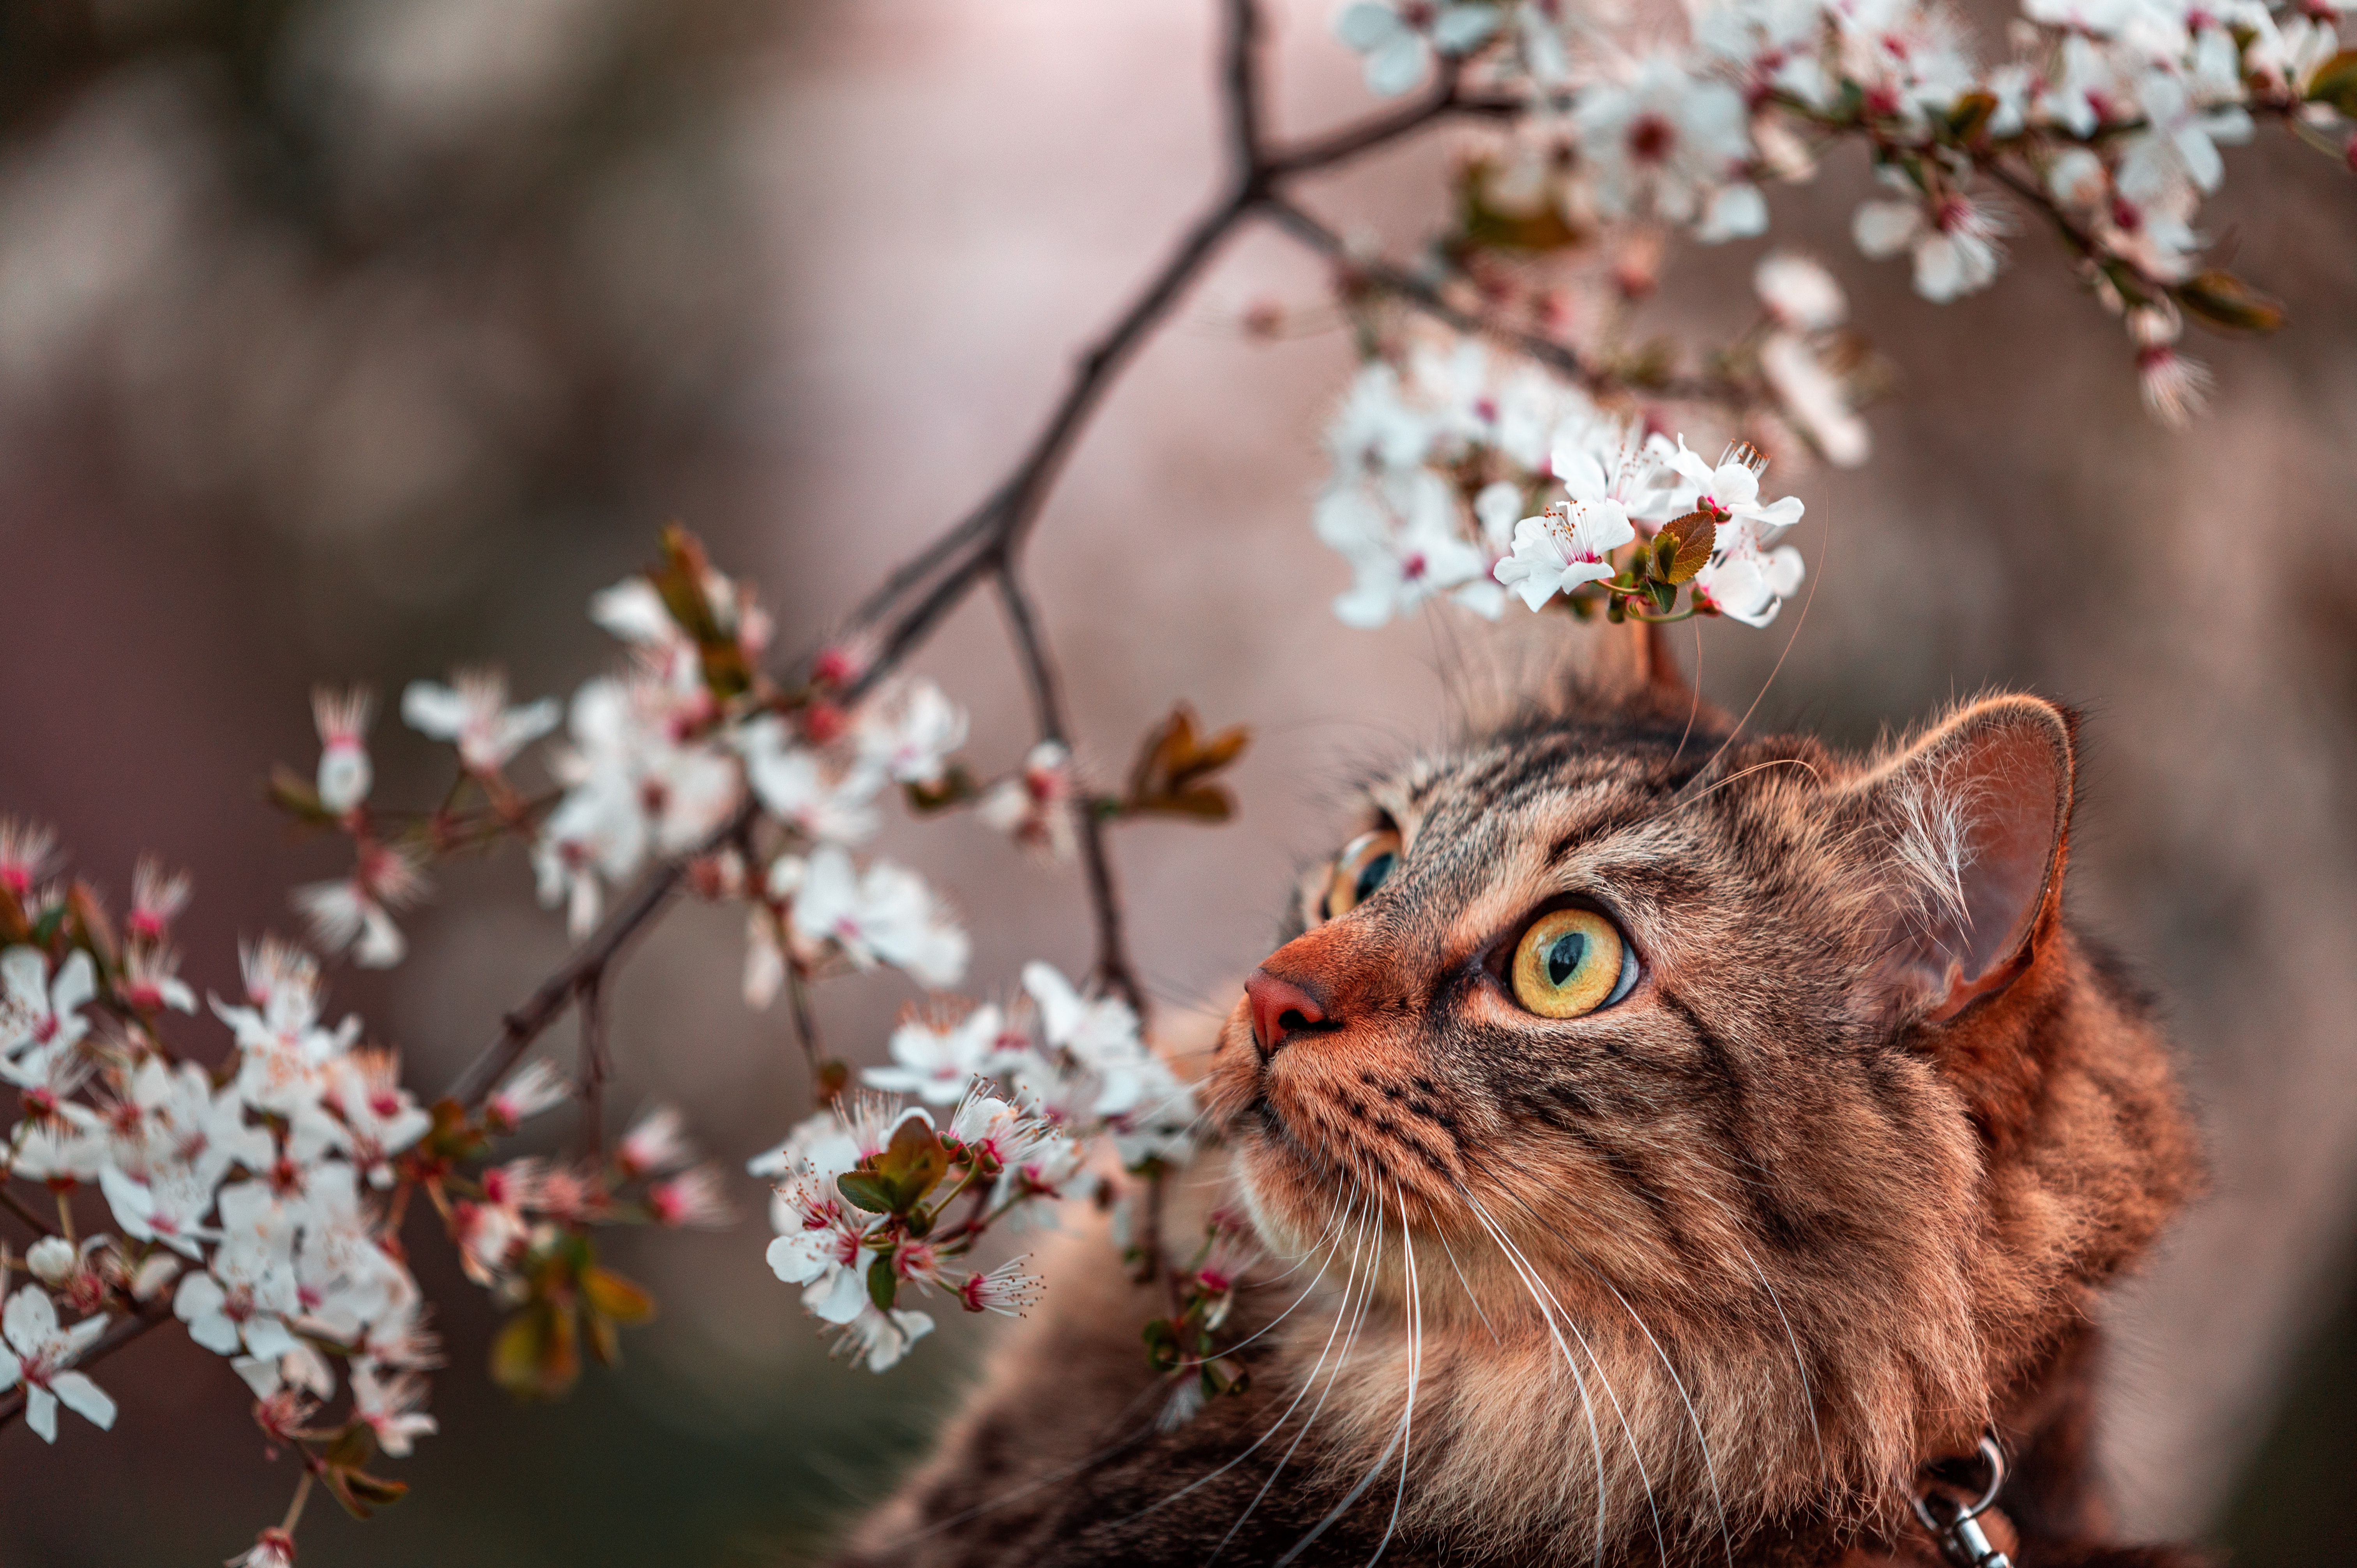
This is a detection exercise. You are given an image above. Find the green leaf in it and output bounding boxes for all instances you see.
[1647,578,1678,615]
[1655,512,1717,585]
[837,1170,898,1214]
[331,1469,410,1517]
[320,1420,376,1471]
[1945,90,1998,142]
[489,1309,546,1397]
[868,1251,900,1314]
[585,1301,620,1368]
[2175,270,2286,334]
[1141,1316,1180,1373]
[2306,49,2357,116]
[266,763,334,824]
[903,766,977,814]
[1455,159,1586,254]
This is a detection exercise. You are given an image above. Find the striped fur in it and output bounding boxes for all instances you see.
[835,679,2204,1568]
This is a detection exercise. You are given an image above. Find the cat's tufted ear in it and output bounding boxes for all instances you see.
[1845,695,2076,1024]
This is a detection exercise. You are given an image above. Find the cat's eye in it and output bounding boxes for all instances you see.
[1323,830,1401,919]
[1509,907,1638,1019]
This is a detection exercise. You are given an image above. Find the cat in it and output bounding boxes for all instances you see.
[833,661,2206,1568]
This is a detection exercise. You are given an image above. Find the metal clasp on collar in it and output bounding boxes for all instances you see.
[1911,1433,2012,1568]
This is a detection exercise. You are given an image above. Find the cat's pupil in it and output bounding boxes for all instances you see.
[1354,852,1395,903]
[1546,931,1586,987]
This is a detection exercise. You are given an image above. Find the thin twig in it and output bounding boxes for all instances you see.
[1221,0,1264,180]
[1260,194,1751,406]
[0,1187,58,1240]
[785,963,828,1104]
[992,562,1144,1015]
[578,969,610,1164]
[1259,64,1464,179]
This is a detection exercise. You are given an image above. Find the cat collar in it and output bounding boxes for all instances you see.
[1911,1432,2014,1568]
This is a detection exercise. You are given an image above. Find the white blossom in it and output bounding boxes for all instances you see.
[401,668,561,775]
[853,680,967,789]
[1853,188,2006,302]
[790,847,968,987]
[1325,471,1504,628]
[174,1180,304,1360]
[0,1287,114,1443]
[1493,501,1634,611]
[0,947,95,1089]
[864,1005,1004,1105]
[352,1365,438,1457]
[1573,56,1753,230]
[974,742,1078,863]
[834,1302,936,1372]
[311,686,375,816]
[1334,1,1502,96]
[1762,334,1871,466]
[1754,252,1849,332]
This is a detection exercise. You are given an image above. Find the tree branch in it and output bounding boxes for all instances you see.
[785,964,828,1100]
[578,969,610,1163]
[439,806,723,1107]
[0,1186,58,1240]
[991,562,1143,1014]
[1221,0,1263,180]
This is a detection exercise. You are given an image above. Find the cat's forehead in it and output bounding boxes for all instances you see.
[1362,723,1701,853]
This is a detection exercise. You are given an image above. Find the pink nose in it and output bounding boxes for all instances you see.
[1244,968,1329,1059]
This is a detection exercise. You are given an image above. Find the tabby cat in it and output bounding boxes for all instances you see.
[836,657,2205,1568]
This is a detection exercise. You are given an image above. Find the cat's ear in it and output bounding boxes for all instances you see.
[1845,695,2076,1023]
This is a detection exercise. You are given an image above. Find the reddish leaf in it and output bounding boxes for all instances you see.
[2176,270,2286,334]
[1655,512,1717,585]
[582,1266,657,1327]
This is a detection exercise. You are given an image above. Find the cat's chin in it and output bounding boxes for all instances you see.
[1219,1123,1315,1257]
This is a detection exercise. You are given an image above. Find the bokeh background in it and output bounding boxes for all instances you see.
[2,0,2354,1563]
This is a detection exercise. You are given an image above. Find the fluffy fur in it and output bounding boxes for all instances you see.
[834,672,2205,1568]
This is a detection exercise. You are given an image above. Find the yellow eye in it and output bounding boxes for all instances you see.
[1324,830,1401,919]
[1510,908,1634,1019]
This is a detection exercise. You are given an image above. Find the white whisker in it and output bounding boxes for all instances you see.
[1456,1192,1615,1566]
[1369,1179,1424,1566]
[1465,1184,1671,1566]
[1207,1182,1389,1565]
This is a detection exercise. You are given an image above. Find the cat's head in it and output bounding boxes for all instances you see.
[1201,681,2198,1533]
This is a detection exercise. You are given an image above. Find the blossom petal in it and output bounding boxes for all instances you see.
[398,682,472,740]
[806,1266,872,1325]
[49,950,95,1018]
[1431,4,1503,54]
[1852,200,1921,260]
[1366,34,1431,96]
[49,1370,114,1431]
[4,1284,58,1354]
